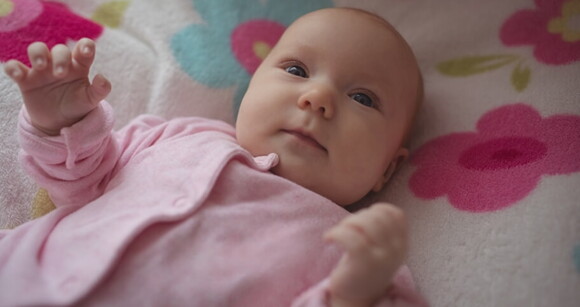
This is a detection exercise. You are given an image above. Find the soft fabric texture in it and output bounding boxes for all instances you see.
[0,1,579,306]
[0,102,427,307]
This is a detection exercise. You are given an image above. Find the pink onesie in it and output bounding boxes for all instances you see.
[0,102,427,306]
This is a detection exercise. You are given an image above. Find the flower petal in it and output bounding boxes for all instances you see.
[411,133,478,166]
[533,34,580,65]
[0,0,42,33]
[501,10,551,45]
[409,165,454,199]
[410,133,478,199]
[0,1,103,66]
[476,104,543,137]
[535,0,566,14]
[538,114,580,174]
[172,24,246,87]
[446,168,542,212]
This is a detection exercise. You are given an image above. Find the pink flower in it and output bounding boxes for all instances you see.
[0,0,103,66]
[231,19,286,75]
[500,0,580,65]
[409,104,580,212]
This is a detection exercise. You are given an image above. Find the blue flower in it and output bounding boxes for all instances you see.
[171,0,333,115]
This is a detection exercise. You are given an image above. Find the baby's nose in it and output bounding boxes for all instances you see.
[297,84,335,118]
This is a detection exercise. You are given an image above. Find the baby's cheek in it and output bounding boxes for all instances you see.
[330,162,379,205]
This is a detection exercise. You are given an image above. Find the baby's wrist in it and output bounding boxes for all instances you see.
[28,111,92,136]
[30,122,62,136]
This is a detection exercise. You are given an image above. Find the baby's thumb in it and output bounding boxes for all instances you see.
[87,74,111,104]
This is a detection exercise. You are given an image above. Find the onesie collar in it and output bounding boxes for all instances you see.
[252,153,279,170]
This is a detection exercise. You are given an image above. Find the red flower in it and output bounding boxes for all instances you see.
[0,0,103,66]
[409,104,580,212]
[500,0,580,65]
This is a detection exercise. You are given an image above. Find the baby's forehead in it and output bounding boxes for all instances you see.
[284,9,410,55]
[294,8,399,35]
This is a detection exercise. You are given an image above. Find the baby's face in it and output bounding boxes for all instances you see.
[236,8,420,206]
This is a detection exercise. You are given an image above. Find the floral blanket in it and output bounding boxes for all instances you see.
[0,0,579,306]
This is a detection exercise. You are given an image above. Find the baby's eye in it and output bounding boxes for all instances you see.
[285,65,308,78]
[350,93,375,108]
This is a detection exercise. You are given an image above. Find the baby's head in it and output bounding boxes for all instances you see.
[236,8,422,206]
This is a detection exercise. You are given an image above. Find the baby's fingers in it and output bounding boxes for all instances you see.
[4,60,30,82]
[51,44,71,78]
[324,223,370,258]
[71,38,96,70]
[27,42,50,71]
[86,74,111,104]
[358,204,408,248]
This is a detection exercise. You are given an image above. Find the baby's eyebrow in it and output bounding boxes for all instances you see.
[357,70,386,83]
[275,42,318,59]
[293,43,317,53]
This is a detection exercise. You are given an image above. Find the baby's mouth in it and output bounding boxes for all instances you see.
[282,129,327,152]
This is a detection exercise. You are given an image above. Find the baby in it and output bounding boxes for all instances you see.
[1,7,425,307]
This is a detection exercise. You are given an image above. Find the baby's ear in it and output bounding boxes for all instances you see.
[372,148,409,192]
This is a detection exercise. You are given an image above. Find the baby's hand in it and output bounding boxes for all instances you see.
[324,203,408,307]
[3,38,110,135]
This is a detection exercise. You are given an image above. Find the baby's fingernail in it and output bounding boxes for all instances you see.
[55,66,64,75]
[11,69,21,79]
[83,46,91,55]
[35,58,44,67]
[96,75,109,89]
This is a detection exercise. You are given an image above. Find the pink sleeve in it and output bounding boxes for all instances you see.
[19,101,121,207]
[291,266,429,307]
[18,100,235,208]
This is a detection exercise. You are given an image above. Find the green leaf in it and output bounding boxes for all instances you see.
[511,62,531,92]
[437,54,519,76]
[92,1,130,28]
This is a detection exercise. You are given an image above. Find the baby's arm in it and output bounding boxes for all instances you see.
[323,203,413,307]
[4,39,110,135]
[4,39,118,207]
